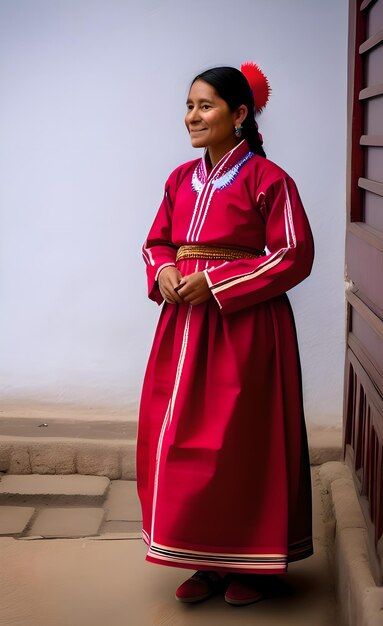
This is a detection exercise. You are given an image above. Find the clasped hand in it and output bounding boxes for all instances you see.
[158,266,211,306]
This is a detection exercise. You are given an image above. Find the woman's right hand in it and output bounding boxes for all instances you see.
[158,266,183,304]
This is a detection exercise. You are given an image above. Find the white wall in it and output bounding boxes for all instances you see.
[0,0,348,425]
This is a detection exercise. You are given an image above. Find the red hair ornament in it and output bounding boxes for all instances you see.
[240,62,271,113]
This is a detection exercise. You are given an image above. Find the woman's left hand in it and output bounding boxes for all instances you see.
[175,271,212,306]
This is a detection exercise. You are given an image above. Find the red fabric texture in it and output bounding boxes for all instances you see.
[138,140,314,574]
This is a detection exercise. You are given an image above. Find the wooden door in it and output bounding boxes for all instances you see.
[344,0,383,584]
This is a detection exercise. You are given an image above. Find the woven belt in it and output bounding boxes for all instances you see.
[176,244,265,262]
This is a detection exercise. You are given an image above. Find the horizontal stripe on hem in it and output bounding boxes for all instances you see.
[141,528,313,569]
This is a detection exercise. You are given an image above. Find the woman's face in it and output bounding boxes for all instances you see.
[185,80,242,156]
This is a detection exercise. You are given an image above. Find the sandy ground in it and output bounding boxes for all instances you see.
[0,537,337,626]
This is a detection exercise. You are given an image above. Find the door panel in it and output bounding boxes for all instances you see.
[366,44,383,83]
[345,0,383,585]
[367,0,383,31]
[347,232,383,313]
[365,190,383,230]
[366,147,383,182]
[365,98,383,134]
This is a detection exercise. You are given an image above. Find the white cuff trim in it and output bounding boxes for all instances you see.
[155,262,176,281]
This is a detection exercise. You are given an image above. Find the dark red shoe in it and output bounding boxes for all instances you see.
[224,575,265,606]
[175,571,225,603]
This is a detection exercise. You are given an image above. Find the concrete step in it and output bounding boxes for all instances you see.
[0,474,110,504]
[0,476,142,539]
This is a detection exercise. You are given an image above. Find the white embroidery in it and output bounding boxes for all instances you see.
[212,152,254,190]
[191,163,204,194]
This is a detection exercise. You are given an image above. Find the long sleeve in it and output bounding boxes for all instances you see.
[204,176,314,314]
[142,179,178,304]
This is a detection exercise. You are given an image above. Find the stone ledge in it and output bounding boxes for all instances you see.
[0,436,136,479]
[319,462,383,626]
[0,474,110,496]
[0,474,110,503]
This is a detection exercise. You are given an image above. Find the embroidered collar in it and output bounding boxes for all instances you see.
[192,140,254,193]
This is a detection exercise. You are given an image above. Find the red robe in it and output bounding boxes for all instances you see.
[137,140,314,575]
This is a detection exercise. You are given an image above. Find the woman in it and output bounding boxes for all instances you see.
[137,63,314,606]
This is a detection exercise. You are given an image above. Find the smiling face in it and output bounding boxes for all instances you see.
[185,80,247,165]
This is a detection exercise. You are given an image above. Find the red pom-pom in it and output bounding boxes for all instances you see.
[240,62,270,113]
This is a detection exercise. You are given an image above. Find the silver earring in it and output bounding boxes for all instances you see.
[234,124,243,138]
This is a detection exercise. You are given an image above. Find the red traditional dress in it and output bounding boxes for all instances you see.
[137,139,314,575]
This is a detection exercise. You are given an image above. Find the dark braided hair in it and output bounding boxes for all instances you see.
[191,66,266,158]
